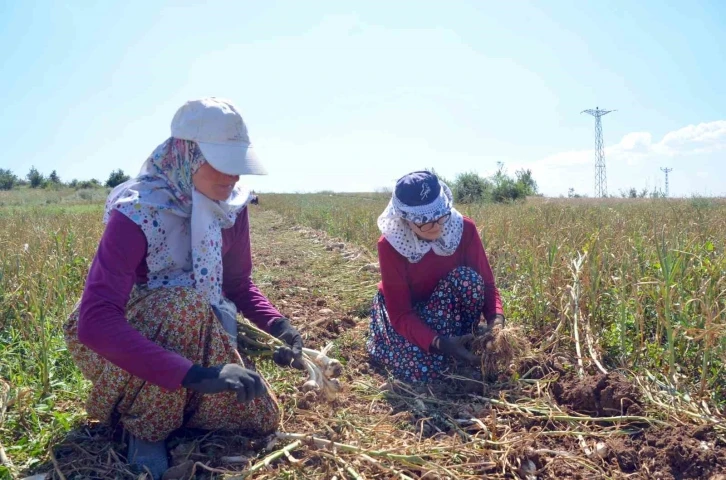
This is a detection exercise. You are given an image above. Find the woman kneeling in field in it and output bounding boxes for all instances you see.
[367,170,504,383]
[64,98,303,479]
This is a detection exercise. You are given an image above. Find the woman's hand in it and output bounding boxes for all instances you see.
[182,364,267,403]
[431,334,479,364]
[269,317,305,370]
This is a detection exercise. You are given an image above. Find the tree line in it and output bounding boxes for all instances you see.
[0,167,130,190]
[416,163,540,204]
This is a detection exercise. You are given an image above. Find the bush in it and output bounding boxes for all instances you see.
[27,166,45,189]
[48,170,61,185]
[78,179,101,189]
[515,169,538,197]
[0,168,18,190]
[453,171,492,203]
[491,176,526,203]
[106,169,130,188]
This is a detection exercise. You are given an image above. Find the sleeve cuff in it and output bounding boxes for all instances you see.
[419,329,438,354]
[165,358,195,391]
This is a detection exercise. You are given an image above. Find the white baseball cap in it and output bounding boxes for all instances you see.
[170,97,267,176]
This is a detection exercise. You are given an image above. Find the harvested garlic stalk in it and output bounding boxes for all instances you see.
[303,345,343,379]
[300,344,343,400]
[237,322,343,401]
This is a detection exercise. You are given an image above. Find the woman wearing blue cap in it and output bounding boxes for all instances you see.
[367,170,504,383]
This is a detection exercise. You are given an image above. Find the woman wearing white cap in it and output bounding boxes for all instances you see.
[367,171,505,383]
[63,98,303,478]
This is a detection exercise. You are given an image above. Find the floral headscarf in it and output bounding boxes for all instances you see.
[104,138,251,308]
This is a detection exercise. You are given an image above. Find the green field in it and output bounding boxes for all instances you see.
[262,192,726,402]
[1,190,725,478]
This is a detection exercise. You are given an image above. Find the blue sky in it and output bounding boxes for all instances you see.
[1,0,724,197]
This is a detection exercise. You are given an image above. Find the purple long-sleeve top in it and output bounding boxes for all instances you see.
[77,208,282,391]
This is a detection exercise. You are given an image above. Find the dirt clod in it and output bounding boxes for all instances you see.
[552,372,642,417]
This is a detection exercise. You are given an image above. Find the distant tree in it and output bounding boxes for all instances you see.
[515,168,538,196]
[78,178,102,189]
[451,163,539,204]
[48,170,61,184]
[27,166,45,188]
[106,169,130,188]
[0,168,18,190]
[619,187,649,199]
[453,171,492,203]
[625,188,637,198]
[491,163,526,203]
[68,179,79,189]
[568,187,585,198]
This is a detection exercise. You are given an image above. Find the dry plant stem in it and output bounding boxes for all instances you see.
[569,252,586,378]
[583,310,608,375]
[460,393,672,427]
[318,451,364,480]
[227,439,303,480]
[190,461,236,476]
[540,314,566,352]
[635,373,725,426]
[276,432,425,466]
[359,454,416,480]
[0,380,14,472]
[50,447,67,480]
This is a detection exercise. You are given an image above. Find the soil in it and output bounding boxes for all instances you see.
[607,425,726,479]
[553,372,644,417]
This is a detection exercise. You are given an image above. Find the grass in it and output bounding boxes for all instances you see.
[0,186,109,207]
[1,188,725,479]
[260,193,726,406]
[0,204,104,477]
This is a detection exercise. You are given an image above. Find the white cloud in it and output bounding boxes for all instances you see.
[517,120,726,196]
[533,120,726,171]
[657,120,726,155]
[615,132,652,154]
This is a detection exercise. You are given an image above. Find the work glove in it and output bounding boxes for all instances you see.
[478,314,506,335]
[182,364,266,403]
[269,317,305,370]
[430,334,479,364]
[488,314,506,329]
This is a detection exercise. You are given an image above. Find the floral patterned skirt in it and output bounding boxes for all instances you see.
[366,266,486,383]
[63,286,280,442]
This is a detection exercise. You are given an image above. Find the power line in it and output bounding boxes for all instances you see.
[582,107,615,198]
[660,167,673,197]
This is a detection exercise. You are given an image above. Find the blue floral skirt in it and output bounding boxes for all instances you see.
[366,266,486,383]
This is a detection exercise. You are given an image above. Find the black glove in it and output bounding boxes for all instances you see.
[182,364,266,403]
[478,314,505,335]
[269,317,305,370]
[488,314,505,329]
[430,334,479,364]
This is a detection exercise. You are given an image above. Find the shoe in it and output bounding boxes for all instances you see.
[128,433,169,480]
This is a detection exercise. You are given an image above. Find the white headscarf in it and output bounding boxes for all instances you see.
[104,138,251,312]
[377,181,464,263]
